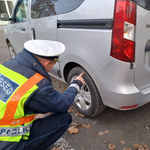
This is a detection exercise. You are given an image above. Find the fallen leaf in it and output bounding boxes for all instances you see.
[75,113,85,118]
[70,122,83,128]
[51,146,62,150]
[68,126,79,134]
[82,124,91,129]
[68,105,77,113]
[143,145,150,149]
[138,148,144,150]
[120,140,126,144]
[138,145,144,149]
[108,143,116,150]
[133,144,144,150]
[105,130,110,134]
[98,131,104,136]
[76,122,82,127]
[70,122,77,127]
[134,144,139,150]
[91,133,95,137]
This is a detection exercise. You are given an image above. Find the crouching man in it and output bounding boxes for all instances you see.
[0,40,84,150]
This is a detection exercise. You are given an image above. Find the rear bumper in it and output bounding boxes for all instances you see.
[92,57,150,110]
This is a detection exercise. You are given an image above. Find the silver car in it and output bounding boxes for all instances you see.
[1,0,150,117]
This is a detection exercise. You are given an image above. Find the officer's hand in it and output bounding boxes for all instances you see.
[75,72,85,85]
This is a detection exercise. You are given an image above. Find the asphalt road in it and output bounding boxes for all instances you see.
[0,27,150,150]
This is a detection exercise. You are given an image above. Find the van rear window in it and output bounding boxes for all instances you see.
[133,0,150,10]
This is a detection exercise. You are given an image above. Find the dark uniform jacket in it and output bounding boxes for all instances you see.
[3,49,78,115]
[0,49,78,150]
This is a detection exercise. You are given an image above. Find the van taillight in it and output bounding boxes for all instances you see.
[111,0,136,62]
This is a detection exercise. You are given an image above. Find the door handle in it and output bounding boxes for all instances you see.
[21,28,26,31]
[31,28,36,40]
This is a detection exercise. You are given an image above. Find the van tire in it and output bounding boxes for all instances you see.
[7,42,16,59]
[67,66,106,117]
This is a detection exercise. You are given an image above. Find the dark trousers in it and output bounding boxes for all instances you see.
[15,112,72,150]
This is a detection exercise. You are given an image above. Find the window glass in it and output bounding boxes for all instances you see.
[134,0,150,10]
[31,0,84,19]
[31,0,58,19]
[56,0,84,14]
[0,1,7,14]
[14,0,28,22]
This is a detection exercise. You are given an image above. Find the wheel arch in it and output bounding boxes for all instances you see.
[63,62,81,82]
[61,54,94,82]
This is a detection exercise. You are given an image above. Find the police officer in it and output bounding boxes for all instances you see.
[0,40,84,150]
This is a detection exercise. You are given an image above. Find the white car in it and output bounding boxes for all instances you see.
[1,0,150,117]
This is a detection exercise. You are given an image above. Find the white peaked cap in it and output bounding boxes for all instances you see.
[24,40,65,57]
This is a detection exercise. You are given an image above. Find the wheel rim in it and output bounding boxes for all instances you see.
[71,76,92,110]
[9,45,16,59]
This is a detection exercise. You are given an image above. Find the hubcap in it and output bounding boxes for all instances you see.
[71,76,91,110]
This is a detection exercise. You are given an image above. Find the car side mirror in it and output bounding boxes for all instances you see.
[0,13,10,21]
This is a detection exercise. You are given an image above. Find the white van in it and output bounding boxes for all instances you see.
[1,0,150,117]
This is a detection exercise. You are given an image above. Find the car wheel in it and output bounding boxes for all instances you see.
[7,42,16,59]
[67,66,106,117]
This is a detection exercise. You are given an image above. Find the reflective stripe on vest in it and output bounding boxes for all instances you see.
[0,124,32,136]
[0,65,44,141]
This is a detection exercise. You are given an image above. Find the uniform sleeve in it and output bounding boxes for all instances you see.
[25,82,78,114]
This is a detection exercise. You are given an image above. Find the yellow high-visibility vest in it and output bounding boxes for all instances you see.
[0,64,44,142]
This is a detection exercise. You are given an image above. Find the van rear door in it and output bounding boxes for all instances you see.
[134,1,150,91]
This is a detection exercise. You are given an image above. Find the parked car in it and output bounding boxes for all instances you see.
[1,0,150,117]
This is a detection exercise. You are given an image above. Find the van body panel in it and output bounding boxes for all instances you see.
[58,29,112,74]
[134,5,150,90]
[29,16,58,41]
[92,57,150,109]
[5,21,29,53]
[5,0,30,53]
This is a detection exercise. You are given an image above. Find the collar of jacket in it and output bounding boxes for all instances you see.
[14,49,52,82]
